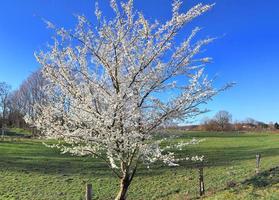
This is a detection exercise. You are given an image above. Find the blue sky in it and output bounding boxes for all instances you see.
[0,0,278,123]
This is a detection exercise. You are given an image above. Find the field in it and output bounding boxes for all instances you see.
[0,131,279,200]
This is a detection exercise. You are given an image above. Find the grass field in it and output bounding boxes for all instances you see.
[0,131,279,199]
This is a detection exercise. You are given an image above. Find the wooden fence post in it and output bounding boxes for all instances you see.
[256,153,261,174]
[1,128,5,141]
[86,184,93,200]
[198,162,205,196]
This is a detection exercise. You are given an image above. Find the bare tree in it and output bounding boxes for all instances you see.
[245,118,257,126]
[214,110,232,131]
[202,118,218,131]
[5,70,46,133]
[0,82,11,136]
[13,70,46,123]
[7,91,26,128]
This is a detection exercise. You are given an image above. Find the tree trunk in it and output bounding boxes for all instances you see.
[115,176,131,200]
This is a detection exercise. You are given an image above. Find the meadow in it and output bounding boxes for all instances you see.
[0,131,279,200]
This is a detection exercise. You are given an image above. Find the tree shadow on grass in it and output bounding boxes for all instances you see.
[204,166,279,200]
[1,139,279,178]
[134,145,279,175]
[0,140,166,178]
[0,140,115,177]
[2,130,27,137]
[242,166,279,188]
[0,155,114,176]
[187,132,269,139]
[170,145,279,169]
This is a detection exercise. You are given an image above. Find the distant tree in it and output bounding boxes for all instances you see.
[10,70,46,128]
[202,118,218,131]
[0,70,47,131]
[268,122,274,129]
[26,1,232,199]
[7,91,27,128]
[245,118,258,126]
[214,110,232,131]
[274,122,279,129]
[0,82,11,128]
[257,121,268,129]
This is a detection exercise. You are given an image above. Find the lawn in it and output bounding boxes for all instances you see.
[0,131,279,199]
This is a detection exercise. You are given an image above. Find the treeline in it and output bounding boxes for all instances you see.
[199,110,279,132]
[1,71,278,134]
[0,70,45,132]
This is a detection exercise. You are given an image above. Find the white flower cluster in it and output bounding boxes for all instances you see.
[164,138,206,150]
[190,155,205,162]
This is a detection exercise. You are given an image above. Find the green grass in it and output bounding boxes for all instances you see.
[4,128,32,138]
[206,166,279,200]
[0,131,279,199]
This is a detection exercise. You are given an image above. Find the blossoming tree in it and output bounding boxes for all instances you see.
[30,0,229,199]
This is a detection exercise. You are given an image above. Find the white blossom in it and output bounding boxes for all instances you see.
[27,1,231,199]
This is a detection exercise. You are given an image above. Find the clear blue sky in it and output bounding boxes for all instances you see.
[0,0,278,123]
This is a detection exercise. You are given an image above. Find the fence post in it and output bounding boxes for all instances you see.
[86,183,93,200]
[1,128,5,141]
[256,153,261,174]
[198,162,205,196]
